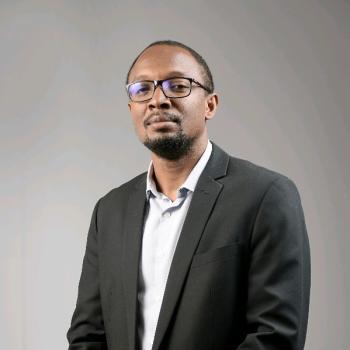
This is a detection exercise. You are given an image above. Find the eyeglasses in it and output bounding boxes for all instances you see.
[126,77,211,102]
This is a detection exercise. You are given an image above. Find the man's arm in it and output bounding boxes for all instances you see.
[67,198,108,350]
[237,177,311,350]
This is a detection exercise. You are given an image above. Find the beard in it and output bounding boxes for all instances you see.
[143,131,196,161]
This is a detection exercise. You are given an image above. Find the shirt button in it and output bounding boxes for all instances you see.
[163,211,171,218]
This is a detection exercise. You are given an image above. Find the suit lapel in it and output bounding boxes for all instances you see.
[122,175,147,350]
[151,143,229,350]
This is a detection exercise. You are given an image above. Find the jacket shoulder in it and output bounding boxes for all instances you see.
[229,155,287,179]
[225,153,299,195]
[98,171,147,204]
[210,142,295,188]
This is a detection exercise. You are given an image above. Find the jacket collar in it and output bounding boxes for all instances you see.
[134,141,229,191]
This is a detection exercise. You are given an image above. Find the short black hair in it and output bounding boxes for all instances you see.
[125,40,214,93]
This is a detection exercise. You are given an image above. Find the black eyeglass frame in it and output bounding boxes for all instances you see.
[125,77,212,102]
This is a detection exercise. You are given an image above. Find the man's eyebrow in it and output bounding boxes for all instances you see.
[131,71,188,82]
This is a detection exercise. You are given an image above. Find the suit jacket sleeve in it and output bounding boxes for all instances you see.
[236,177,311,350]
[67,198,108,350]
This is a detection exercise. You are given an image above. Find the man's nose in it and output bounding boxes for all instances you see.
[147,85,171,109]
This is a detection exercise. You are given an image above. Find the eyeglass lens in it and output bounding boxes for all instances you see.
[128,78,191,102]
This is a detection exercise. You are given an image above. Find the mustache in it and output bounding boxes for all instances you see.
[144,112,182,127]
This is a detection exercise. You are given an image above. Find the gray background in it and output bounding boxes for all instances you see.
[1,0,349,349]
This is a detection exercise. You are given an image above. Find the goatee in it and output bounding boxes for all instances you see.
[143,133,195,160]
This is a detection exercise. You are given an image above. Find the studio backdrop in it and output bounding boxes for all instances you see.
[1,1,349,349]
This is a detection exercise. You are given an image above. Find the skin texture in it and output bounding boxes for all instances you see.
[127,45,219,200]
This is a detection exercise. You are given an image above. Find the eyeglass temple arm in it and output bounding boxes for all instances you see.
[191,78,211,92]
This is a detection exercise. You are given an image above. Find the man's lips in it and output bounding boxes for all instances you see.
[147,120,178,131]
[144,114,181,127]
[147,118,174,126]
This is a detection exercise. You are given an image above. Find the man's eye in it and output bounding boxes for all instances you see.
[134,84,152,95]
[169,84,188,91]
[136,87,150,94]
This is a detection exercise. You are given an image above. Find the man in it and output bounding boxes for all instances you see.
[67,40,311,350]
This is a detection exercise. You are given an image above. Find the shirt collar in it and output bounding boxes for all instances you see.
[146,140,212,200]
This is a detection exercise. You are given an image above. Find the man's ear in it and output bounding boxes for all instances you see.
[128,102,131,111]
[205,93,219,121]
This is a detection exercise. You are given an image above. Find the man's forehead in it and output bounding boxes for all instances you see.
[129,45,201,82]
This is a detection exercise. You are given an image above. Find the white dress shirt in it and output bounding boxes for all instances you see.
[137,140,213,350]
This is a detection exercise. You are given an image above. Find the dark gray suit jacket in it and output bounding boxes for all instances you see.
[67,142,311,350]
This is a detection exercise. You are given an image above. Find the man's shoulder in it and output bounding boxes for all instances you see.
[212,142,290,182]
[98,171,147,204]
[217,150,302,211]
[227,153,287,182]
[213,143,298,195]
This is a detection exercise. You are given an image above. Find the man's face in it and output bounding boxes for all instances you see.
[127,45,217,160]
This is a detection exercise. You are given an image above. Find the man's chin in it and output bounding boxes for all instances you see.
[143,134,195,161]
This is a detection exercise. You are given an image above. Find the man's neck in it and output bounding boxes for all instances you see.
[151,137,208,201]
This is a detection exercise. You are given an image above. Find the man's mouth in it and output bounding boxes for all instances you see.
[144,114,181,127]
